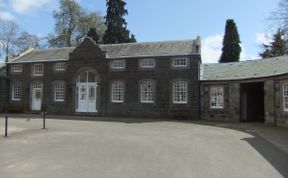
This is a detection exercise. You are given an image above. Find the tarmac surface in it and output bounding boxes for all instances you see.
[0,114,287,178]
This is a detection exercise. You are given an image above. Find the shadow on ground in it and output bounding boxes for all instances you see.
[1,113,288,177]
[242,133,288,177]
[185,121,288,177]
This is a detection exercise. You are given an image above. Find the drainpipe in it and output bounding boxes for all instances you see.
[273,80,277,127]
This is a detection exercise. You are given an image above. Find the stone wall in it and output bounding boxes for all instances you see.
[7,39,201,119]
[0,77,8,112]
[200,82,240,122]
[274,77,288,127]
[201,77,288,127]
[264,80,275,125]
[104,55,201,119]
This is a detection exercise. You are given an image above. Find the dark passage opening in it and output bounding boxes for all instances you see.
[240,82,265,122]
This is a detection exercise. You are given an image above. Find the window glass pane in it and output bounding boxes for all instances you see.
[141,80,154,103]
[88,72,96,82]
[89,86,96,100]
[33,64,43,76]
[12,83,21,101]
[210,87,224,109]
[12,65,22,73]
[79,72,88,83]
[35,90,41,100]
[111,60,125,69]
[173,81,188,103]
[172,58,188,67]
[284,83,288,111]
[54,82,65,101]
[32,83,42,89]
[141,59,155,68]
[55,63,66,71]
[80,86,87,100]
[111,81,124,102]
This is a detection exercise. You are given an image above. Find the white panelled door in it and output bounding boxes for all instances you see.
[76,71,97,113]
[31,82,42,111]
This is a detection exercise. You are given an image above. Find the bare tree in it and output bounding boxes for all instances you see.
[17,31,40,50]
[0,20,41,62]
[263,0,288,55]
[0,20,19,62]
[270,0,288,34]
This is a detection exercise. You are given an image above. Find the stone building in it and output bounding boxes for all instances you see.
[0,63,7,112]
[201,56,288,127]
[5,37,201,118]
[1,37,288,127]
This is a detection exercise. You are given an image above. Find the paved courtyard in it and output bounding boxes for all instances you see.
[0,116,287,178]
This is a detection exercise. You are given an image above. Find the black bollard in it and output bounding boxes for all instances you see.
[42,112,46,129]
[4,116,8,137]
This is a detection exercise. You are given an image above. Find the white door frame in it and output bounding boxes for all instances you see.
[76,83,97,113]
[31,82,42,111]
[75,71,98,113]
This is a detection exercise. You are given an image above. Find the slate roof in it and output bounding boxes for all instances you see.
[202,55,288,81]
[9,47,75,63]
[100,40,198,58]
[9,39,200,63]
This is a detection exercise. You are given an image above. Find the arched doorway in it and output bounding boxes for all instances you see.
[76,71,98,112]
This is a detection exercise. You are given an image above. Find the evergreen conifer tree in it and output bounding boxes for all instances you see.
[259,29,286,58]
[129,33,137,43]
[87,27,99,43]
[219,19,241,63]
[103,0,136,44]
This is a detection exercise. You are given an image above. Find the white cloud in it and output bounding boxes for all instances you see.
[201,34,249,63]
[10,0,53,14]
[201,34,223,63]
[0,11,16,21]
[256,33,272,45]
[240,45,250,61]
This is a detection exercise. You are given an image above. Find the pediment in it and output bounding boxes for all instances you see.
[70,37,106,58]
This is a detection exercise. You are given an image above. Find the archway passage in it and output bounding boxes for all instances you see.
[76,71,98,113]
[240,82,264,122]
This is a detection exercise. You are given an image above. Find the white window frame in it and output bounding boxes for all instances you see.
[210,86,224,109]
[140,58,155,69]
[33,64,44,76]
[12,82,21,101]
[11,65,23,73]
[111,81,124,103]
[140,80,155,103]
[172,57,188,67]
[172,80,188,104]
[54,82,65,102]
[54,63,66,71]
[110,60,126,70]
[283,83,288,112]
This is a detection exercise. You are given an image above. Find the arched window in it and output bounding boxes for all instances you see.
[77,71,96,83]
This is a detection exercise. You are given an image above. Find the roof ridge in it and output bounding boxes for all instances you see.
[99,39,195,47]
[203,56,287,65]
[34,47,75,52]
[202,55,288,81]
[9,48,35,62]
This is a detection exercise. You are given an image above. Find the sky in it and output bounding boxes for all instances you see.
[0,0,280,63]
